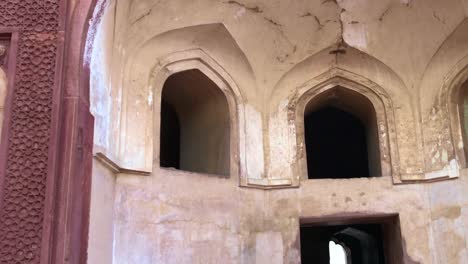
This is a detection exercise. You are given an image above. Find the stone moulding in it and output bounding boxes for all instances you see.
[246,177,293,188]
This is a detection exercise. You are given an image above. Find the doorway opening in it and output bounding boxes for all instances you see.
[304,87,381,179]
[159,69,231,176]
[300,214,403,264]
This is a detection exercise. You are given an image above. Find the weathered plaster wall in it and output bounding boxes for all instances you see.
[88,161,116,264]
[108,170,468,264]
[88,0,468,263]
[89,0,120,158]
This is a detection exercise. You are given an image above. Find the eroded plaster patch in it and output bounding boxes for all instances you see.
[342,22,368,50]
[268,100,295,179]
[147,89,153,106]
[90,9,113,152]
[255,232,283,264]
[245,105,265,179]
[425,159,459,179]
[234,7,246,19]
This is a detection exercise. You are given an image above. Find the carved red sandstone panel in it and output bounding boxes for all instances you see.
[0,0,60,263]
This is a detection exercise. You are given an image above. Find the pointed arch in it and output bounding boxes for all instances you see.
[286,69,399,183]
[146,49,245,181]
[267,44,424,183]
[117,24,258,174]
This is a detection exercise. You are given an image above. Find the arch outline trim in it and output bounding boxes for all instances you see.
[287,67,401,184]
[145,48,247,183]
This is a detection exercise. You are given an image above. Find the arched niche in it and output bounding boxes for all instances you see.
[419,18,468,177]
[290,71,397,183]
[303,86,380,179]
[456,76,468,167]
[150,50,245,180]
[443,64,468,170]
[159,69,231,176]
[118,23,258,174]
[268,44,419,184]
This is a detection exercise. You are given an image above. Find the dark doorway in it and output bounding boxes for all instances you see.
[304,87,380,179]
[159,69,231,176]
[305,107,369,178]
[300,215,403,264]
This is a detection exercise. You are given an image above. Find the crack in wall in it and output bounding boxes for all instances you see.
[314,15,325,30]
[432,11,446,24]
[379,6,392,22]
[379,1,413,23]
[225,0,263,13]
[130,0,162,25]
[264,17,281,27]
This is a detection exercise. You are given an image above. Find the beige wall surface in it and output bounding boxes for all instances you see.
[87,0,468,263]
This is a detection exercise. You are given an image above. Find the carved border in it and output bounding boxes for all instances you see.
[0,28,19,210]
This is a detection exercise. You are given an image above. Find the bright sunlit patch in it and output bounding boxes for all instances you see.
[329,240,347,264]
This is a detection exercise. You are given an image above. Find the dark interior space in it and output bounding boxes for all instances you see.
[303,87,381,179]
[305,107,369,179]
[160,100,180,169]
[300,215,403,264]
[158,69,231,176]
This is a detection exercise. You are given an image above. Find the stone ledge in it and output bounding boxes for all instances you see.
[94,152,151,176]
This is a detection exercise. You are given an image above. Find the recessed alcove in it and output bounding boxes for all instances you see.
[159,69,231,176]
[304,87,381,179]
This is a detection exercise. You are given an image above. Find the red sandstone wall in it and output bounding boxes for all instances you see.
[0,0,62,263]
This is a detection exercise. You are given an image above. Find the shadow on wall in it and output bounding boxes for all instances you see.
[160,69,231,176]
